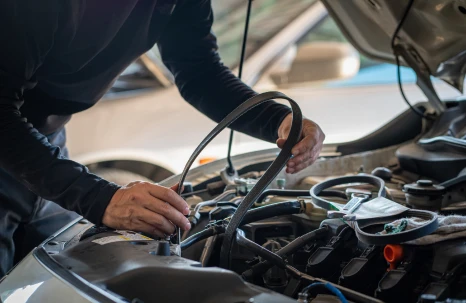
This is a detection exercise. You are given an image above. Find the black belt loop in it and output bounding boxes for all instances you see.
[310,174,438,245]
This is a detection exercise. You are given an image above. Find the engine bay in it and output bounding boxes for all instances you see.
[42,96,466,303]
[50,150,466,303]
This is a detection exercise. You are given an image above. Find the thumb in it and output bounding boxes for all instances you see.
[276,138,286,149]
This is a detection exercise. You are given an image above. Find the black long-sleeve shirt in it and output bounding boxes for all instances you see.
[0,0,291,224]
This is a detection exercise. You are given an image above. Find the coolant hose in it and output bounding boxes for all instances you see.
[242,227,328,280]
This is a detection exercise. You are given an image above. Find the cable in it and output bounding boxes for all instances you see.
[391,0,433,121]
[226,0,254,175]
[192,190,237,214]
[181,201,303,250]
[301,282,348,303]
[181,189,237,241]
[242,227,328,280]
[236,230,287,269]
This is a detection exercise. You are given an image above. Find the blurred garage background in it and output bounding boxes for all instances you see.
[65,0,464,184]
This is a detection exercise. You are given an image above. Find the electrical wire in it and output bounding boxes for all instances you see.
[391,0,434,121]
[181,200,304,250]
[242,227,328,280]
[226,0,254,175]
[301,282,348,303]
[236,229,287,269]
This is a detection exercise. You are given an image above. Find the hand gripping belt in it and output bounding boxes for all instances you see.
[176,91,303,269]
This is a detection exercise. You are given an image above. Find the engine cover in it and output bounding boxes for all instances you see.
[53,231,295,303]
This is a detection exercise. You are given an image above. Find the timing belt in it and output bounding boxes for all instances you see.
[176,91,303,269]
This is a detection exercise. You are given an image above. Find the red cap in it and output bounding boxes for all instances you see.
[384,244,404,270]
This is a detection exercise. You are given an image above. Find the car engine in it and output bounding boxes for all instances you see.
[53,159,466,303]
[45,95,466,303]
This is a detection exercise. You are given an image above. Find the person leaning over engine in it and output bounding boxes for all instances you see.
[0,0,325,276]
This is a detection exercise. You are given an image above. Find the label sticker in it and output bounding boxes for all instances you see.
[92,231,153,245]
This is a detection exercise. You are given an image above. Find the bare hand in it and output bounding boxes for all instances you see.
[102,182,191,238]
[277,113,325,174]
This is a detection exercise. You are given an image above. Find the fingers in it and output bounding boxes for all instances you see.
[142,195,191,231]
[288,142,321,173]
[286,128,324,174]
[136,207,178,235]
[281,118,325,174]
[103,181,192,237]
[288,143,318,168]
[291,124,320,156]
[131,219,166,238]
[291,158,314,173]
[145,183,190,215]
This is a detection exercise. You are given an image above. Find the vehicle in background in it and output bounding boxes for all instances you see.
[66,0,463,184]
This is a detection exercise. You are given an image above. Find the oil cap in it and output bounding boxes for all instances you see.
[403,180,446,210]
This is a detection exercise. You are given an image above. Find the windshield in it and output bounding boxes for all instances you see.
[211,0,317,69]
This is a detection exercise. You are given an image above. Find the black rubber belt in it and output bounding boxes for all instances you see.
[176,91,303,269]
[310,175,438,245]
[354,209,438,245]
[309,174,387,210]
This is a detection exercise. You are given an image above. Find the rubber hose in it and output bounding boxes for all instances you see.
[241,200,302,225]
[181,201,302,251]
[257,189,346,203]
[236,230,287,269]
[181,225,225,250]
[242,227,328,280]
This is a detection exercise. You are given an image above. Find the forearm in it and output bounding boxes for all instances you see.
[157,0,291,143]
[171,59,291,143]
[0,103,119,224]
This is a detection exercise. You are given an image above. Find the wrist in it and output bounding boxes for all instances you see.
[87,181,121,226]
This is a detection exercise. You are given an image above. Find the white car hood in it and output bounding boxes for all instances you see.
[321,0,466,97]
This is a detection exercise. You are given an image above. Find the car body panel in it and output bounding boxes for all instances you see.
[321,0,466,92]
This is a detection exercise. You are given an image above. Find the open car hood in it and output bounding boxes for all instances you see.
[321,0,466,111]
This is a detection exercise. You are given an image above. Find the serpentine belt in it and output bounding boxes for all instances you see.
[310,175,438,245]
[176,91,303,269]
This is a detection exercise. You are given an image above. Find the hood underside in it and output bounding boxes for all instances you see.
[320,0,466,94]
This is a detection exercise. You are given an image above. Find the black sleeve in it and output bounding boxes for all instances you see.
[0,1,120,224]
[157,0,292,143]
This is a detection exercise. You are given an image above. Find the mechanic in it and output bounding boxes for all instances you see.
[0,0,325,276]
